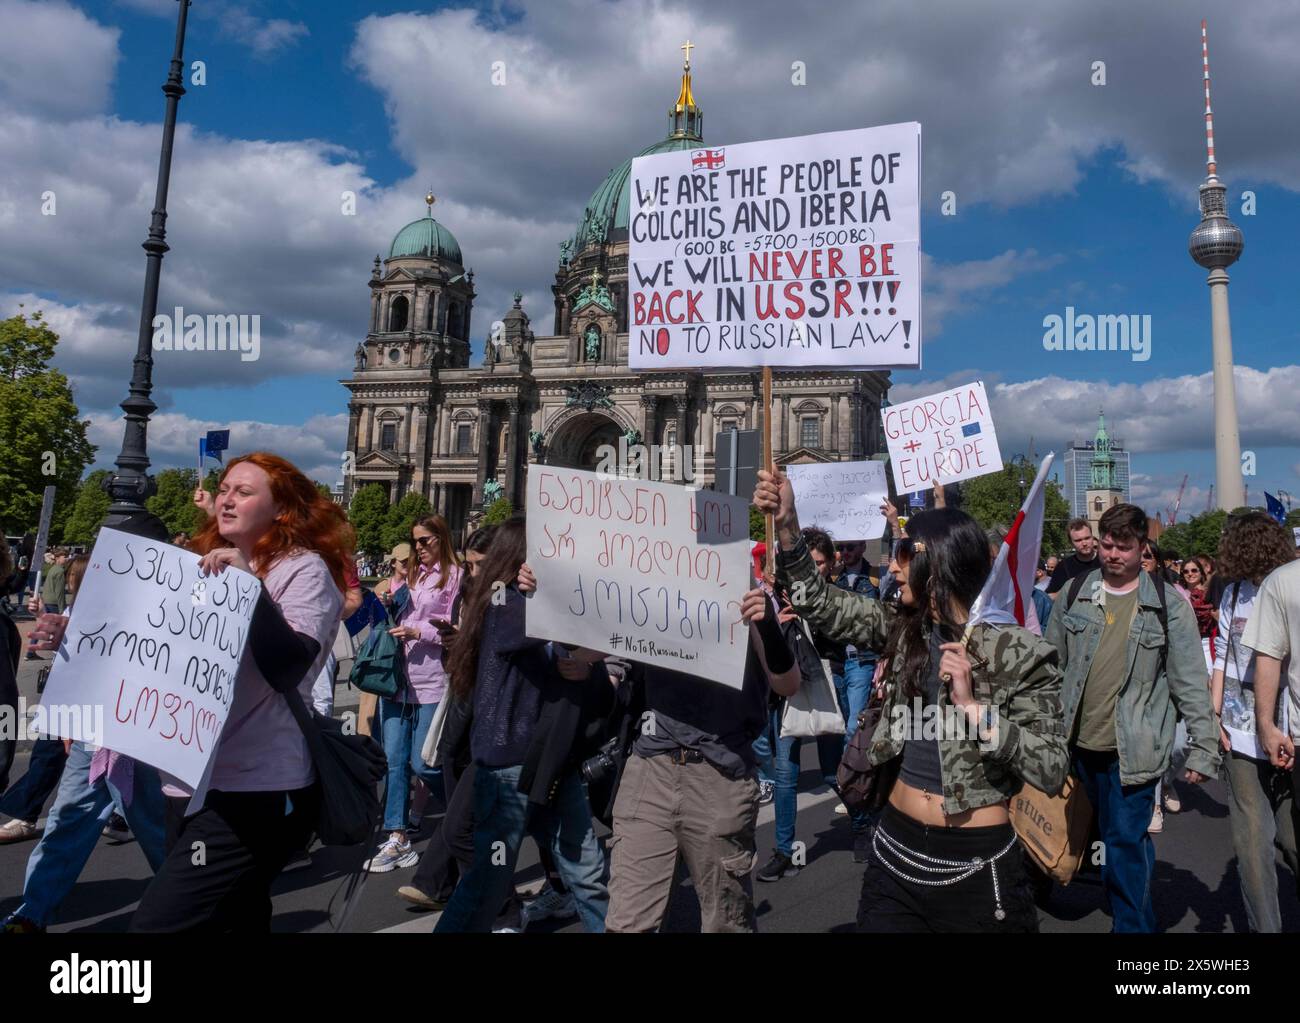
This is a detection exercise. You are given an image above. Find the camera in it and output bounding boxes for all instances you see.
[580,736,622,785]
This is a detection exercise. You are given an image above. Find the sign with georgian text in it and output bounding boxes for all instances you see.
[526,467,751,686]
[40,528,259,787]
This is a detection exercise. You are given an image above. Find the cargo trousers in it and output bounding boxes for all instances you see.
[606,751,759,932]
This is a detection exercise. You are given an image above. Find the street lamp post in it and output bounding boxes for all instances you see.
[103,0,192,534]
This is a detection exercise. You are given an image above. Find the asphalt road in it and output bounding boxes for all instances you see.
[3,623,1297,933]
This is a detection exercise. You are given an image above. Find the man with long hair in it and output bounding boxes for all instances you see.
[1212,512,1298,931]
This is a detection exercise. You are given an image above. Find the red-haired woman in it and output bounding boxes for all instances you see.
[129,453,350,932]
[366,515,462,872]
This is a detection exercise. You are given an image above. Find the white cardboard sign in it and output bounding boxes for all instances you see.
[40,528,260,787]
[628,122,921,370]
[525,466,752,686]
[787,460,889,541]
[883,381,1003,493]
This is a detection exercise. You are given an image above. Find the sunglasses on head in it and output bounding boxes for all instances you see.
[893,537,925,561]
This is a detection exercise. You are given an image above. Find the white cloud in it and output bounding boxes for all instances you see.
[86,409,348,485]
[0,0,119,120]
[220,5,309,57]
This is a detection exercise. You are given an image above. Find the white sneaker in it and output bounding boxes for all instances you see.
[1148,806,1164,834]
[1163,790,1181,814]
[522,884,578,927]
[365,836,419,873]
[834,802,849,815]
[0,818,38,845]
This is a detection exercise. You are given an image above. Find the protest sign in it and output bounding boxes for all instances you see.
[628,122,921,370]
[526,466,752,685]
[39,528,260,788]
[883,381,1003,492]
[787,460,888,541]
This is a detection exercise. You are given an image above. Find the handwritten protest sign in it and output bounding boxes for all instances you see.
[628,122,921,370]
[526,467,751,686]
[883,381,1003,493]
[40,528,260,788]
[787,460,888,541]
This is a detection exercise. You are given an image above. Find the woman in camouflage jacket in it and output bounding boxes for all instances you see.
[756,469,1068,932]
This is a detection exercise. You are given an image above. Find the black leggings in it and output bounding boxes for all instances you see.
[858,803,1038,933]
[129,786,318,933]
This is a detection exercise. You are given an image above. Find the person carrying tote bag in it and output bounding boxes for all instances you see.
[780,618,846,739]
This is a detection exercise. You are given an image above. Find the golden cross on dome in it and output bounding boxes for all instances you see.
[425,189,436,213]
[681,39,694,66]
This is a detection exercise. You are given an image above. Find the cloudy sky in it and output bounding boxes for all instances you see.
[1,0,1296,515]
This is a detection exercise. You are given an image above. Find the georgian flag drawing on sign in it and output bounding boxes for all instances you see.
[692,148,725,169]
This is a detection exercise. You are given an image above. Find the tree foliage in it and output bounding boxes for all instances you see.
[482,496,515,527]
[1158,509,1229,559]
[0,310,96,536]
[749,505,766,542]
[146,468,205,536]
[383,492,434,551]
[61,470,112,546]
[348,484,390,562]
[961,457,1070,556]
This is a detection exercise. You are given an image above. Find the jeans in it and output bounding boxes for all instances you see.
[752,707,843,858]
[835,656,874,835]
[379,698,443,832]
[1223,751,1299,933]
[1156,720,1189,804]
[310,652,337,717]
[0,737,69,823]
[434,763,608,933]
[16,740,166,927]
[1072,746,1159,933]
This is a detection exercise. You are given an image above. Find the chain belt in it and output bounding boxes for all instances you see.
[871,824,1018,922]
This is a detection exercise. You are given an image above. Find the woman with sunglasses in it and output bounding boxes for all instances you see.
[367,515,463,872]
[1180,557,1218,676]
[755,468,1067,932]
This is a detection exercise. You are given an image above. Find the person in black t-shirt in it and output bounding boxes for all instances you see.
[1046,518,1100,597]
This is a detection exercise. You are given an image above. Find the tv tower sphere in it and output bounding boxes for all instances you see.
[1188,184,1244,269]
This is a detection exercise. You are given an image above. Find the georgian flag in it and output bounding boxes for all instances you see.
[692,148,726,170]
[968,452,1056,636]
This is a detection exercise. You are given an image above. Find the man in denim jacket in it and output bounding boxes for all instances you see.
[1044,503,1220,932]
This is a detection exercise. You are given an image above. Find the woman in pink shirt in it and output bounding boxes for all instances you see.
[367,514,463,872]
[130,452,350,931]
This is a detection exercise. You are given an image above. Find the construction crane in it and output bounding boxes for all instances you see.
[1166,474,1188,524]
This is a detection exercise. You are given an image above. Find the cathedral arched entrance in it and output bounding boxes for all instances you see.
[545,410,624,471]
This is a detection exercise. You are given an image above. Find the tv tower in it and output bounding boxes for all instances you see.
[1188,19,1245,510]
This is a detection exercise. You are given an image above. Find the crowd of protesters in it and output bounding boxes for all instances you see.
[1,452,1297,934]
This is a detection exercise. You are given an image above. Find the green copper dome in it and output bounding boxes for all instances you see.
[570,136,701,253]
[567,61,705,256]
[389,216,463,264]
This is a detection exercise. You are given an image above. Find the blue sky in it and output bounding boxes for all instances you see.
[2,0,1297,516]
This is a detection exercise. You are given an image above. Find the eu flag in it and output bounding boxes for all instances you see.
[1266,492,1287,525]
[204,430,231,462]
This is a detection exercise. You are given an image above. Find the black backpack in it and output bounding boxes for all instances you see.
[1065,568,1170,673]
